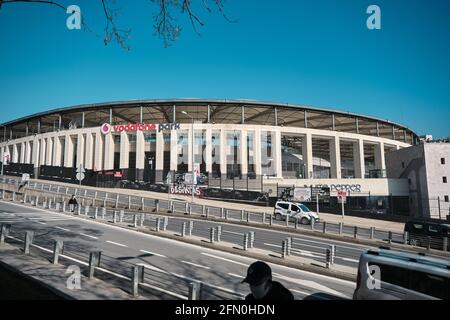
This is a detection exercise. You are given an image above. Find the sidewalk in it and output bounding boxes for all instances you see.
[13,176,405,233]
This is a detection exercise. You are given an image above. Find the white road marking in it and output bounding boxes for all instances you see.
[200,252,248,267]
[228,273,244,279]
[340,257,359,263]
[181,261,211,270]
[222,230,244,236]
[55,226,71,232]
[292,237,368,252]
[139,282,188,300]
[139,249,167,258]
[35,221,46,225]
[291,288,311,296]
[80,233,98,240]
[105,240,127,247]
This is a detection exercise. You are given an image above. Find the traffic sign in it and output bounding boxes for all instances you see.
[337,191,347,204]
[76,165,85,181]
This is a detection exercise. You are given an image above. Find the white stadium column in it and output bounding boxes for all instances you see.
[302,133,313,179]
[40,138,46,166]
[64,135,74,168]
[20,142,26,163]
[25,141,32,164]
[273,130,282,178]
[76,133,85,168]
[32,138,40,169]
[46,137,53,166]
[84,133,94,170]
[103,133,115,171]
[136,130,145,170]
[12,144,18,163]
[253,129,262,176]
[240,129,248,177]
[187,126,193,172]
[119,131,129,169]
[94,131,104,171]
[330,136,342,179]
[374,141,386,171]
[353,139,365,178]
[220,129,227,175]
[170,129,178,171]
[205,128,212,173]
[155,131,164,171]
[52,136,62,167]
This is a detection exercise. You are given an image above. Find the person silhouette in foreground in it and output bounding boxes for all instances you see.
[242,261,294,300]
[68,195,78,213]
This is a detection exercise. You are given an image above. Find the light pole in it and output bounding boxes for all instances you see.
[0,125,6,177]
[181,111,195,203]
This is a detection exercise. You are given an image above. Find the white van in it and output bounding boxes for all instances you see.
[273,201,319,225]
[353,249,450,300]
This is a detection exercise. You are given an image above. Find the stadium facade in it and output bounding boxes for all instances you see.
[0,99,419,216]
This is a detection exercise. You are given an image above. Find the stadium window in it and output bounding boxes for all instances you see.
[441,158,446,165]
[443,176,448,184]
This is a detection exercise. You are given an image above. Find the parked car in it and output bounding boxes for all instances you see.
[273,200,319,225]
[353,248,450,300]
[404,220,450,250]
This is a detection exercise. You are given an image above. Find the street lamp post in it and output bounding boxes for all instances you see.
[0,125,6,177]
[181,111,195,203]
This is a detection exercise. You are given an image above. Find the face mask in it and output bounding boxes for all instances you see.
[250,281,270,299]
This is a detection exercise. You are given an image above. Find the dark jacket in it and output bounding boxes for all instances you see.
[245,281,294,301]
[68,198,78,205]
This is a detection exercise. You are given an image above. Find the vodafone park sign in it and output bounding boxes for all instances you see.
[101,123,180,135]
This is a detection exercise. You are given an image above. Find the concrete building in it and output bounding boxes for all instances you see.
[386,142,450,220]
[0,99,419,217]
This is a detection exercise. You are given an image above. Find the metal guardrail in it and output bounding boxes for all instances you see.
[0,222,244,300]
[0,177,448,253]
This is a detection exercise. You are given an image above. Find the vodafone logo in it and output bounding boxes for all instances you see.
[101,123,111,135]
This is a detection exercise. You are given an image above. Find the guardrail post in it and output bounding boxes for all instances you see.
[163,216,168,231]
[101,207,106,220]
[119,210,124,223]
[325,247,332,268]
[0,224,11,244]
[353,226,358,239]
[85,206,90,216]
[140,213,145,227]
[443,237,448,252]
[322,221,327,233]
[403,231,409,245]
[141,198,145,211]
[388,231,393,244]
[188,220,194,236]
[62,201,66,212]
[269,215,273,226]
[128,196,132,210]
[84,190,87,198]
[94,191,97,201]
[12,191,16,202]
[188,204,192,216]
[247,212,251,223]
[52,240,63,265]
[132,265,143,297]
[103,197,107,208]
[249,231,255,249]
[113,211,118,223]
[133,214,138,228]
[286,237,292,256]
[155,200,159,213]
[94,207,98,219]
[48,198,52,209]
[285,215,290,227]
[181,222,186,237]
[243,233,249,251]
[188,281,202,300]
[43,197,47,208]
[281,240,287,259]
[205,207,209,219]
[56,202,60,212]
[209,228,215,243]
[427,236,431,250]
[0,190,4,200]
[24,231,34,254]
[77,205,82,216]
[310,218,315,230]
[240,210,244,221]
[262,213,266,224]
[88,252,98,280]
[216,226,222,242]
[201,205,205,216]
[370,227,375,240]
[330,244,336,265]
[220,208,225,219]
[115,194,119,208]
[156,218,161,232]
[184,202,189,214]
[35,195,40,207]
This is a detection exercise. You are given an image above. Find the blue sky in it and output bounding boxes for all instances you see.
[0,0,449,138]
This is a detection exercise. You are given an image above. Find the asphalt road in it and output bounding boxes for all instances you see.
[0,200,356,300]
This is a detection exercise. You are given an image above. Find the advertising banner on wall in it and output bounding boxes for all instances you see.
[293,187,312,202]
